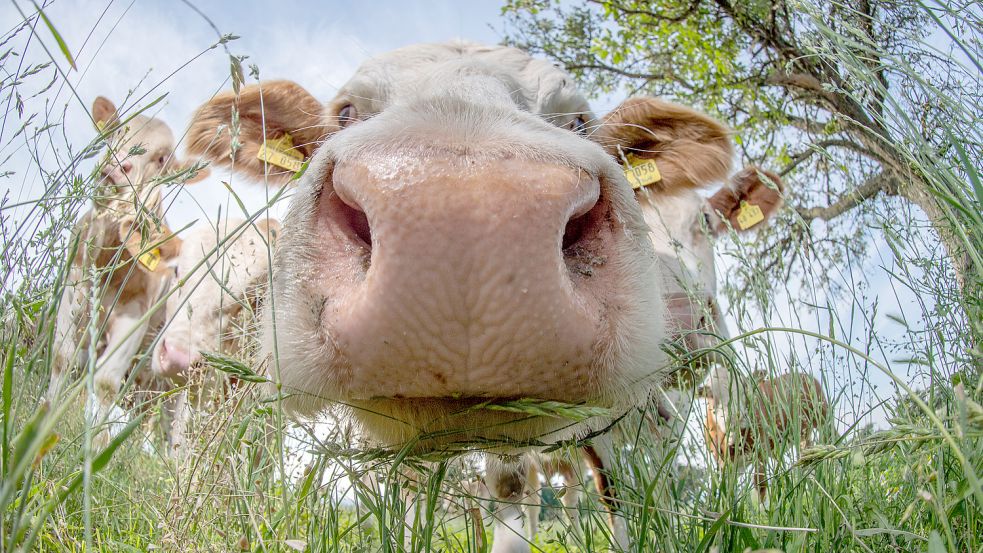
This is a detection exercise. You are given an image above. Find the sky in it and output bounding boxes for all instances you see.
[0,0,508,229]
[0,0,941,451]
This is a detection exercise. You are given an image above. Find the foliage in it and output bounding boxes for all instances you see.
[502,0,982,299]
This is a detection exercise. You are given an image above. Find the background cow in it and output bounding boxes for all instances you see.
[699,366,830,501]
[50,96,205,445]
[153,218,279,456]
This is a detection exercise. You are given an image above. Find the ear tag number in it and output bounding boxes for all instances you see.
[257,132,305,173]
[138,248,161,271]
[736,200,764,230]
[621,153,662,190]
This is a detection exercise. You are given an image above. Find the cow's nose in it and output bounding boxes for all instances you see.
[317,153,605,400]
[330,156,600,259]
[157,338,192,378]
[101,160,134,185]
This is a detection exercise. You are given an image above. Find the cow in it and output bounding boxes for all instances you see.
[185,41,777,552]
[699,366,830,501]
[152,218,279,456]
[50,96,206,445]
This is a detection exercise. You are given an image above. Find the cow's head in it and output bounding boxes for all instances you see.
[186,43,742,448]
[154,220,279,381]
[92,96,208,192]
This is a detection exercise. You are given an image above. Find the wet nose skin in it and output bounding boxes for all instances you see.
[321,155,604,401]
[157,338,192,379]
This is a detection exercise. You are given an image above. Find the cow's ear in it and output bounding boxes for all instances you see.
[594,97,733,192]
[119,217,182,273]
[186,80,330,186]
[92,96,120,131]
[707,166,784,235]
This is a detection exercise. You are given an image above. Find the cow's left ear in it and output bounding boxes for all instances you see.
[706,166,785,235]
[594,97,733,193]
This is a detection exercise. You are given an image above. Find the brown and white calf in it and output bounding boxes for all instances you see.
[186,42,775,552]
[699,366,829,501]
[152,219,279,455]
[51,96,205,443]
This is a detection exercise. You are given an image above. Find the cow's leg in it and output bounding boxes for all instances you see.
[753,460,768,504]
[50,284,91,400]
[163,389,192,458]
[583,438,629,552]
[90,301,149,445]
[525,463,541,540]
[485,455,532,553]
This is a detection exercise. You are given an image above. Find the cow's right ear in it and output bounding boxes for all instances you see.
[186,80,330,186]
[593,97,733,193]
[92,96,120,131]
[119,217,182,273]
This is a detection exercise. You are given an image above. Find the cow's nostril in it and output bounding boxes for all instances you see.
[337,197,372,249]
[562,212,589,250]
[562,192,602,253]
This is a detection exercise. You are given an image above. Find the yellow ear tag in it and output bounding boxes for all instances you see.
[622,154,662,190]
[138,248,161,271]
[95,120,106,131]
[736,201,764,230]
[257,132,305,173]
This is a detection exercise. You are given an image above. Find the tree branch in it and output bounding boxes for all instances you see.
[796,171,899,222]
[588,0,702,23]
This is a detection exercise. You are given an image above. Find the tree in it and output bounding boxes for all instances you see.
[502,1,981,304]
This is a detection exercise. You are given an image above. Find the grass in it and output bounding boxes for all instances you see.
[1,1,981,552]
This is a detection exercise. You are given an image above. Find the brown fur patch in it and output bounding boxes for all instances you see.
[186,80,331,185]
[704,372,828,467]
[594,97,733,193]
[707,166,784,234]
[582,445,618,512]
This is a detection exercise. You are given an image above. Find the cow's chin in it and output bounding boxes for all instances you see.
[345,397,607,453]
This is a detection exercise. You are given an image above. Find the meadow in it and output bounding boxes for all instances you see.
[0,2,980,552]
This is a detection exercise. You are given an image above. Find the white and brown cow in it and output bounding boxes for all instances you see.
[699,366,829,501]
[152,218,279,455]
[51,96,206,444]
[185,42,773,552]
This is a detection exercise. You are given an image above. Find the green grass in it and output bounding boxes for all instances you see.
[1,2,981,552]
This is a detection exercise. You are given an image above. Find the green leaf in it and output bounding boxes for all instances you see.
[33,3,76,70]
[201,350,267,383]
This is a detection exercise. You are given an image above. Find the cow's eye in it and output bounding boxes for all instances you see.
[570,115,588,136]
[338,104,358,128]
[157,155,166,165]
